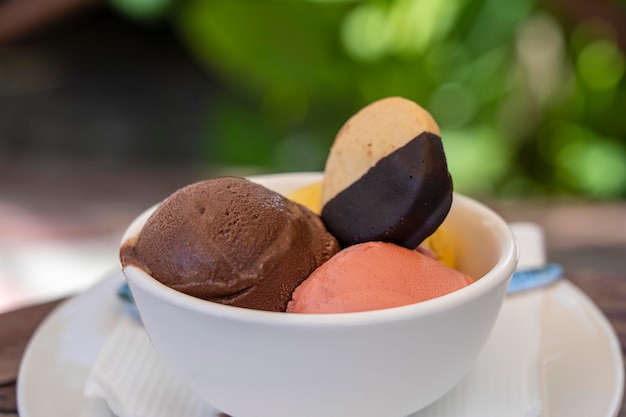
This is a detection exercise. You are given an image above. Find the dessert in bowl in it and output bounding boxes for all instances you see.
[121,98,517,417]
[122,173,516,417]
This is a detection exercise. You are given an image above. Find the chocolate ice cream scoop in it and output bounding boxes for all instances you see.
[120,177,340,312]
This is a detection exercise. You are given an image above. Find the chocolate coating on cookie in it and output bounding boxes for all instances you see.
[321,132,452,248]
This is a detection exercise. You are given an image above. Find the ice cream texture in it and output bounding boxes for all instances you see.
[120,177,340,312]
[287,242,473,314]
[287,181,322,215]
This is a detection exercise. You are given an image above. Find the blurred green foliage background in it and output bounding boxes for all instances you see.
[114,0,626,199]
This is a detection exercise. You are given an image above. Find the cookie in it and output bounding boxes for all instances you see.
[321,97,453,248]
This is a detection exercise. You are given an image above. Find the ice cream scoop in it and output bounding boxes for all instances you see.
[287,241,473,314]
[120,177,340,312]
[287,181,322,214]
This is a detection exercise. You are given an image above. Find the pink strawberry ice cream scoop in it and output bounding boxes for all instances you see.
[287,242,473,314]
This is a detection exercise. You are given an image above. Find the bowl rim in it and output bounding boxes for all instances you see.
[123,172,518,327]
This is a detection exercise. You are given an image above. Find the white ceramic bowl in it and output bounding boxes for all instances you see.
[122,172,518,417]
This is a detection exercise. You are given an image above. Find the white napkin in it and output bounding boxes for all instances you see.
[84,316,218,417]
[84,290,544,417]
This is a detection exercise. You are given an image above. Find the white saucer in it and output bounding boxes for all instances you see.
[17,270,624,417]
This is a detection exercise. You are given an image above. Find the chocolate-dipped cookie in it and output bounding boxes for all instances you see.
[321,97,453,249]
